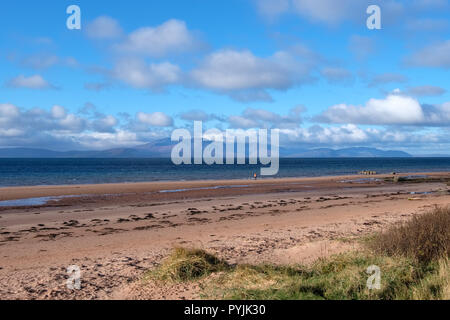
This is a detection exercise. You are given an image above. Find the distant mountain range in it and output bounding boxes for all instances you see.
[0,141,413,158]
[0,140,173,158]
[289,147,412,158]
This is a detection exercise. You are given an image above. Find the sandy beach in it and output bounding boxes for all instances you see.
[0,172,449,300]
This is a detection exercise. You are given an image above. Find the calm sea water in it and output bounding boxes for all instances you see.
[0,158,449,187]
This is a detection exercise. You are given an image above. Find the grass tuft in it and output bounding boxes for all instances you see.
[148,247,229,282]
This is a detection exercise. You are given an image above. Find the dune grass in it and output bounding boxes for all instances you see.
[368,206,450,265]
[147,247,230,282]
[203,254,448,300]
[147,207,450,300]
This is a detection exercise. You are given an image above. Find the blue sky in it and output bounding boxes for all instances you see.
[0,0,449,154]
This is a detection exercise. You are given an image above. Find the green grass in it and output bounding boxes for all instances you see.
[203,253,448,300]
[146,207,450,300]
[146,247,230,282]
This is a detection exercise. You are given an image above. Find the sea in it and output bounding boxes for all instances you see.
[0,158,449,187]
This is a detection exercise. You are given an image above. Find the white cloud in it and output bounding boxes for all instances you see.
[113,59,181,90]
[137,112,174,127]
[74,130,140,150]
[190,49,313,101]
[407,40,450,68]
[6,75,55,89]
[317,95,425,125]
[58,114,85,132]
[86,16,124,39]
[278,124,446,151]
[0,104,20,119]
[91,115,119,133]
[192,50,296,90]
[51,105,67,119]
[0,102,177,150]
[317,94,450,126]
[281,124,370,144]
[116,19,199,57]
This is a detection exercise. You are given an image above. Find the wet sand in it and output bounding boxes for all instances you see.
[0,172,449,299]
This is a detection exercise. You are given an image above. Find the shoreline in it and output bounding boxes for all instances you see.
[0,172,450,212]
[0,171,449,202]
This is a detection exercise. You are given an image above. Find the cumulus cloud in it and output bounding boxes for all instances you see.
[317,94,450,126]
[0,102,178,150]
[6,75,55,89]
[407,40,450,68]
[0,103,20,119]
[86,16,124,39]
[136,112,174,127]
[0,104,87,136]
[317,95,424,125]
[281,124,370,145]
[278,124,443,151]
[113,58,181,90]
[190,49,314,101]
[51,105,67,119]
[116,19,200,57]
[72,130,141,150]
[91,115,119,133]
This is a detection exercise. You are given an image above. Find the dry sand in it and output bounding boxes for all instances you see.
[0,172,449,300]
